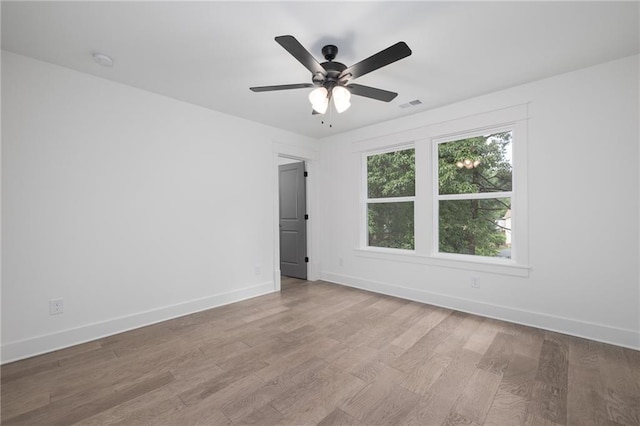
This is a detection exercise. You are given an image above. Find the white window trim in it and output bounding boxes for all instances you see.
[353,248,529,277]
[361,145,416,250]
[433,126,515,263]
[429,115,528,273]
[367,196,415,204]
[438,192,513,201]
[356,104,529,277]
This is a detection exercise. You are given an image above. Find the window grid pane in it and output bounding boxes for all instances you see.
[367,149,415,199]
[438,131,512,195]
[368,201,415,250]
[438,197,511,258]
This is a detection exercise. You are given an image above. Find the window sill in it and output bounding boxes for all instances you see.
[354,248,530,277]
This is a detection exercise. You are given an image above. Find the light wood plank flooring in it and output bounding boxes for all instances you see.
[2,278,639,425]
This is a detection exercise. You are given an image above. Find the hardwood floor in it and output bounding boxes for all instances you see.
[2,278,639,425]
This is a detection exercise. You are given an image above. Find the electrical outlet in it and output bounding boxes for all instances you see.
[49,298,64,315]
[471,277,479,288]
[338,257,344,267]
[254,264,261,275]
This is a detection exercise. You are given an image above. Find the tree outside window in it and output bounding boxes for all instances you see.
[366,148,415,250]
[437,131,513,258]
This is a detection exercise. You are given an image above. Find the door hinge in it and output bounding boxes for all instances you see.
[304,214,309,220]
[305,257,309,263]
[304,171,308,177]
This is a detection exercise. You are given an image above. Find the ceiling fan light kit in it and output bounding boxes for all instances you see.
[332,86,351,113]
[309,87,329,114]
[250,35,412,117]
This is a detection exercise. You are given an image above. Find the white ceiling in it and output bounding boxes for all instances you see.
[2,1,638,139]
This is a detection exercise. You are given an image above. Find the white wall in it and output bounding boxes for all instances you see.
[1,51,317,362]
[319,55,640,349]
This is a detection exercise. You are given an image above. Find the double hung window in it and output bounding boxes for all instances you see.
[365,148,415,250]
[436,130,513,259]
[359,105,527,274]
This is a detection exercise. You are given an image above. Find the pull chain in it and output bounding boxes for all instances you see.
[320,102,334,128]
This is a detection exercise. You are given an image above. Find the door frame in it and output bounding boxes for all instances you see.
[278,160,307,279]
[272,142,319,291]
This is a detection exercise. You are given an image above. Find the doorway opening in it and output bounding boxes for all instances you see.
[278,157,307,281]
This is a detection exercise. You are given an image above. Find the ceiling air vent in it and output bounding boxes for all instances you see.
[399,99,422,109]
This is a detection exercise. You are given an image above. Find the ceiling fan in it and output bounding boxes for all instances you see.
[250,35,412,115]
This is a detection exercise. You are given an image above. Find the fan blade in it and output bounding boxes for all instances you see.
[250,83,314,92]
[339,42,411,81]
[275,35,327,77]
[347,84,398,102]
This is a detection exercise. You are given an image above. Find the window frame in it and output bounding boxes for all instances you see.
[433,125,515,263]
[355,105,529,277]
[362,144,416,252]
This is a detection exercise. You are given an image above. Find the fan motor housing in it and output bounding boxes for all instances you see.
[316,61,347,87]
[311,44,347,87]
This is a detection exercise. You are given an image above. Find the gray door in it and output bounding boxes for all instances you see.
[279,161,307,279]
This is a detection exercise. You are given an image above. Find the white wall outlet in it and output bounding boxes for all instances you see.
[338,257,344,267]
[471,277,480,288]
[49,298,64,315]
[254,264,261,275]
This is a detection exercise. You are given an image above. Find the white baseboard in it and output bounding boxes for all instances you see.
[1,281,275,364]
[321,272,640,351]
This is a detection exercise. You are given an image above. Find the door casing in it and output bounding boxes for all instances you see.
[278,161,307,279]
[272,147,318,292]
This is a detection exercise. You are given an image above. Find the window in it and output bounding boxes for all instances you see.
[365,148,415,250]
[436,130,513,259]
[356,105,528,276]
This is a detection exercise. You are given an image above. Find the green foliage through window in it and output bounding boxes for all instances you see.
[368,149,415,198]
[367,148,415,250]
[438,132,512,195]
[368,202,414,250]
[438,132,512,258]
[439,198,510,256]
[364,131,514,258]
